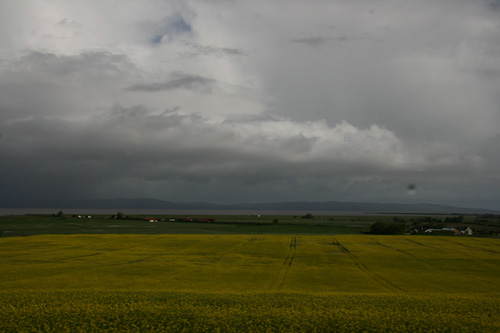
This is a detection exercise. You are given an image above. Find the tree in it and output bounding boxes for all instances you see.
[370,221,406,235]
[444,215,464,223]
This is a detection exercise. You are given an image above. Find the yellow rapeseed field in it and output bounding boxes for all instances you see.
[1,234,500,331]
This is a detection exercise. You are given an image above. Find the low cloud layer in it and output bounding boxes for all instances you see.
[1,1,499,209]
[126,73,215,93]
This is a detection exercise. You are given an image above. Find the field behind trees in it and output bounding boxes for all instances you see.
[1,233,500,331]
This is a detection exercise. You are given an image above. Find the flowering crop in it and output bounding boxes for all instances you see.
[1,291,499,332]
[1,234,500,331]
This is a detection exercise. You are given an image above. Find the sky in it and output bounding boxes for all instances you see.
[1,0,500,209]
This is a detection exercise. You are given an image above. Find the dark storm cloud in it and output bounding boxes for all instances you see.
[0,106,496,207]
[1,1,500,209]
[488,0,500,10]
[0,104,487,201]
[126,73,215,93]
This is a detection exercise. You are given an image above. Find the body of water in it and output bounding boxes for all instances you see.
[0,208,373,216]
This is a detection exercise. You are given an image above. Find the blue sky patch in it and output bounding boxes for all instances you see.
[150,15,192,45]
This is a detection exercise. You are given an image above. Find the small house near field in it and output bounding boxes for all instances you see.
[457,226,473,236]
[144,218,158,222]
[424,227,473,236]
[424,228,459,235]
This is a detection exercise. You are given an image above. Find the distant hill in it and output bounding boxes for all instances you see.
[59,198,499,214]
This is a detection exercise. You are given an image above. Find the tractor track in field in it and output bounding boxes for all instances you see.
[0,243,144,262]
[431,237,500,272]
[126,253,164,264]
[4,252,104,264]
[469,238,500,254]
[374,238,441,266]
[209,236,265,263]
[332,237,405,293]
[207,235,265,262]
[444,237,500,255]
[373,238,450,272]
[103,237,261,283]
[371,238,436,266]
[438,237,500,259]
[405,238,437,249]
[373,238,500,288]
[270,236,297,291]
[373,238,496,288]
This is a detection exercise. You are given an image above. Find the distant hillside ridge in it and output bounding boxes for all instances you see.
[52,198,500,214]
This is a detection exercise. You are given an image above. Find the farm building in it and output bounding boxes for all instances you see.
[424,228,459,235]
[424,227,473,236]
[457,226,473,235]
[143,218,158,222]
[169,217,215,222]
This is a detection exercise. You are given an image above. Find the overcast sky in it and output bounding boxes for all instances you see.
[1,0,499,209]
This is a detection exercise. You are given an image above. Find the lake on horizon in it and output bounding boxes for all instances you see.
[0,208,376,217]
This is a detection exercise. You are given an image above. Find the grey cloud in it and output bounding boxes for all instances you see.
[181,41,247,57]
[168,16,192,34]
[0,50,137,121]
[222,113,286,124]
[290,37,328,47]
[477,133,500,171]
[126,73,215,92]
[56,18,83,30]
[289,34,381,48]
[11,51,136,80]
[488,0,500,10]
